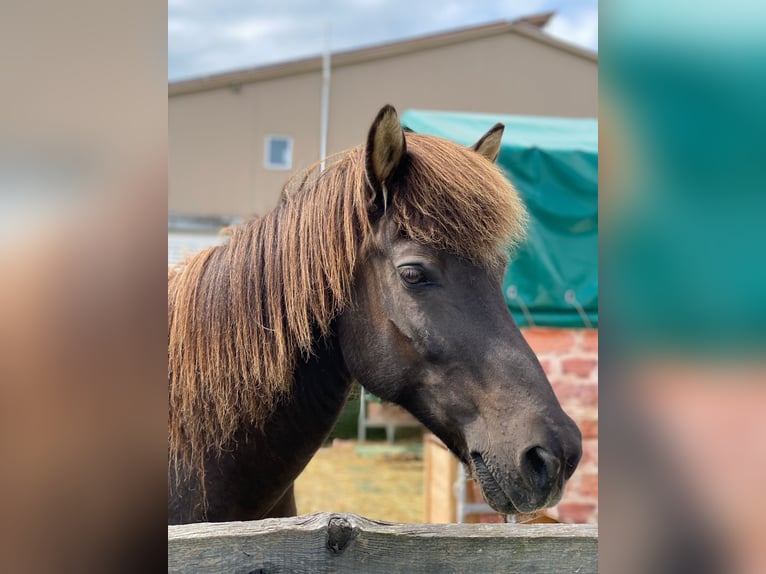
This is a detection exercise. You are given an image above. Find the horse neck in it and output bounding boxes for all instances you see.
[230,332,354,518]
[280,332,354,436]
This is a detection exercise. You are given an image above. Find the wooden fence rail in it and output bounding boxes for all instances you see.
[168,512,598,573]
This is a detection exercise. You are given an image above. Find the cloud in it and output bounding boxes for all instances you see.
[168,1,598,81]
[545,8,598,51]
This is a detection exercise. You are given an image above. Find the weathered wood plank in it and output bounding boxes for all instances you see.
[168,512,598,574]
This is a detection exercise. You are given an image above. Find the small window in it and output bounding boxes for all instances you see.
[264,135,293,170]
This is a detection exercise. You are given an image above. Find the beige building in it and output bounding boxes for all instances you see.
[168,14,597,259]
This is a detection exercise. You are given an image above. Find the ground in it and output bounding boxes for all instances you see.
[294,439,425,523]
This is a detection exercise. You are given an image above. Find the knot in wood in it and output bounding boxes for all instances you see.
[326,515,354,555]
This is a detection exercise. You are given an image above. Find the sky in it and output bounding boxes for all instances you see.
[169,0,598,82]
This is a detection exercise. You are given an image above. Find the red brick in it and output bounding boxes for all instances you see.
[564,409,597,439]
[577,473,599,498]
[555,502,597,524]
[562,357,597,378]
[521,328,576,354]
[538,358,555,376]
[562,475,580,496]
[546,372,565,388]
[578,417,599,439]
[551,380,598,408]
[580,439,598,468]
[581,329,599,353]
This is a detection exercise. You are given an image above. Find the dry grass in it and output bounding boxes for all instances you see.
[294,440,425,523]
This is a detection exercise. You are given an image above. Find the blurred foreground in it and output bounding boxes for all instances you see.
[600,1,766,572]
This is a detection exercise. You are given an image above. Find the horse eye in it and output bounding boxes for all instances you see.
[399,266,426,285]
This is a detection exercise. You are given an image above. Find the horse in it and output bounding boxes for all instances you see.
[168,105,582,524]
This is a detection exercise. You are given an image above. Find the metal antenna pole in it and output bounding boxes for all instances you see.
[319,21,331,172]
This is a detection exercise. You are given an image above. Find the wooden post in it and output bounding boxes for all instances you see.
[424,432,458,522]
[169,512,598,573]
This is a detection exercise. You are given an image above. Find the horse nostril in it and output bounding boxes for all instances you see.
[563,459,574,479]
[563,441,582,480]
[523,446,561,491]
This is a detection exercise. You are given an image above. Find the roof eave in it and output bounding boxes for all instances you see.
[168,20,597,98]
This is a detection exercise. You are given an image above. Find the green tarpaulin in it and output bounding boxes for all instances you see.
[400,109,598,328]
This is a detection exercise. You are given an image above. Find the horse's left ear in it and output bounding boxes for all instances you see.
[471,123,504,163]
[365,105,407,198]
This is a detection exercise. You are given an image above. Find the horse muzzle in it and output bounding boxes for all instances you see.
[468,429,582,514]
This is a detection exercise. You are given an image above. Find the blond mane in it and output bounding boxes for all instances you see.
[168,133,527,492]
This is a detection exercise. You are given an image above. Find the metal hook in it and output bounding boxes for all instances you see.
[507,285,536,328]
[565,289,593,329]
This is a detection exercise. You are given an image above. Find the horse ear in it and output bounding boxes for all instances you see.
[365,105,406,194]
[471,123,504,163]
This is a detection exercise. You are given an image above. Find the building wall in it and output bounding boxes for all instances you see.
[168,231,227,265]
[169,71,323,217]
[525,327,598,524]
[169,31,597,219]
[327,32,597,154]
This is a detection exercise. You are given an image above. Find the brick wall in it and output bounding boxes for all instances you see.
[522,327,599,524]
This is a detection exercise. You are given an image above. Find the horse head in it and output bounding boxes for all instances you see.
[337,105,582,514]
